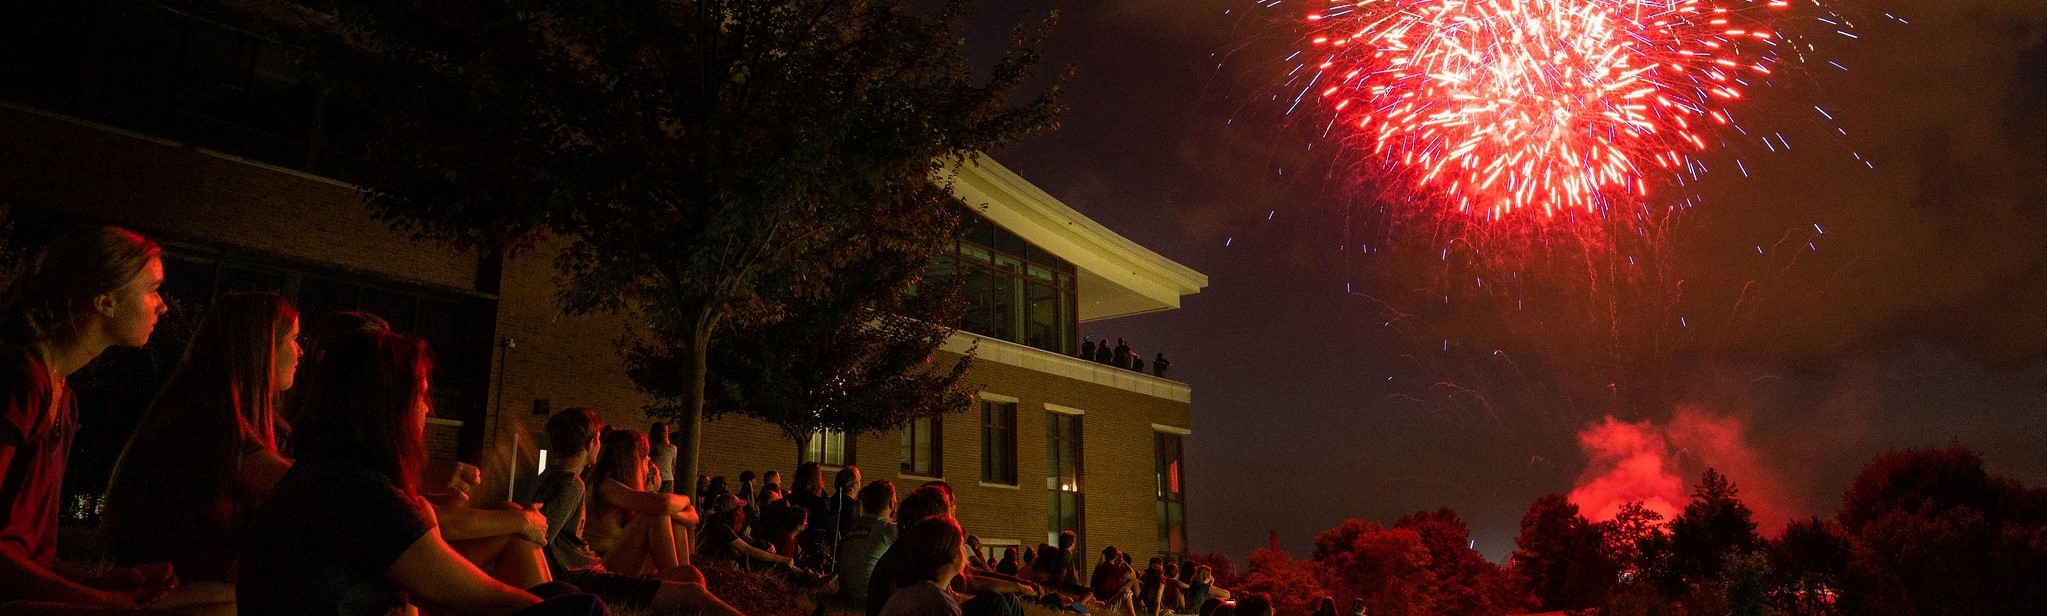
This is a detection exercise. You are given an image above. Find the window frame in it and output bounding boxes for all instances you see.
[900,416,943,478]
[981,400,1019,485]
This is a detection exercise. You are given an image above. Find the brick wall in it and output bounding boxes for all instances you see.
[0,104,1198,566]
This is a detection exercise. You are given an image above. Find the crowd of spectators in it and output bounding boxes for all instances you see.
[0,225,1243,615]
[1077,337,1172,378]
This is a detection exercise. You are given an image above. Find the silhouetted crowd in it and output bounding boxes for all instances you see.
[0,226,1238,616]
[1078,337,1172,378]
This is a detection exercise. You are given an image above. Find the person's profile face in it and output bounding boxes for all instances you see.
[101,257,166,348]
[274,316,302,392]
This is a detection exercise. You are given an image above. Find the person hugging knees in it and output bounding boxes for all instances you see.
[529,407,739,615]
[0,226,182,613]
[237,330,604,615]
[582,428,699,576]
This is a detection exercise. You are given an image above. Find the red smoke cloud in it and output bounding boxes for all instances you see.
[1568,407,1792,533]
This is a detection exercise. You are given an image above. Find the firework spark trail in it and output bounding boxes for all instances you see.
[1297,0,1801,220]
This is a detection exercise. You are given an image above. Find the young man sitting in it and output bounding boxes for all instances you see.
[527,407,741,616]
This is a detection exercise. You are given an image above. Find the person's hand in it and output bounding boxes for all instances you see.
[93,563,176,605]
[516,503,549,546]
[420,460,481,506]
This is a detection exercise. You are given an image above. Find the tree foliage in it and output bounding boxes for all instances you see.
[625,235,975,444]
[1668,468,1764,590]
[229,0,1068,484]
[1312,519,1438,616]
[1511,493,1614,611]
[1240,547,1331,616]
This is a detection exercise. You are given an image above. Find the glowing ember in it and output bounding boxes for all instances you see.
[1298,0,1792,219]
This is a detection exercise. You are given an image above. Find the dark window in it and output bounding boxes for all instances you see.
[0,1,356,178]
[901,416,941,477]
[931,210,1079,354]
[1155,432,1187,559]
[980,401,1018,485]
[1047,412,1083,547]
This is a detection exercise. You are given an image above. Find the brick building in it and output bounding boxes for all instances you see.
[0,0,1206,565]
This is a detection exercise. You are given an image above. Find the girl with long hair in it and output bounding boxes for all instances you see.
[0,226,176,610]
[238,330,599,615]
[102,292,300,613]
[878,515,968,616]
[582,428,698,576]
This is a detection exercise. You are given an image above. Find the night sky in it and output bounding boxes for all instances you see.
[967,0,2047,562]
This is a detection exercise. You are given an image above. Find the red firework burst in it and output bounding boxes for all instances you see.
[1299,0,1791,219]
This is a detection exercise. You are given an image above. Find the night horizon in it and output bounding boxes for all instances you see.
[974,0,2047,564]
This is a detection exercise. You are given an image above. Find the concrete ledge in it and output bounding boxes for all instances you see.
[942,330,1192,403]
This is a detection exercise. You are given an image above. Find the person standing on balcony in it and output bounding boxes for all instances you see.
[1112,339,1132,369]
[1079,337,1095,361]
[1153,353,1172,378]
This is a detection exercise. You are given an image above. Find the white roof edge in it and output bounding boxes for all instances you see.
[945,155,1210,296]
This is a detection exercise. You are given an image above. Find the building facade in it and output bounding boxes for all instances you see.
[0,0,1206,565]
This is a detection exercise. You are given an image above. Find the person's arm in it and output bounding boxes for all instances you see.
[1209,586,1231,600]
[387,524,541,615]
[958,567,1040,597]
[435,502,547,545]
[595,479,689,516]
[725,536,793,566]
[0,424,152,607]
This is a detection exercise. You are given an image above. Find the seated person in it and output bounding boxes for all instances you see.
[526,407,740,615]
[306,309,555,591]
[1029,531,1087,599]
[1182,566,1229,610]
[1159,563,1189,614]
[756,498,809,563]
[582,428,697,575]
[828,479,898,612]
[867,488,1035,616]
[0,227,180,612]
[1090,548,1137,616]
[698,494,799,570]
[994,547,1020,576]
[1138,561,1166,615]
[877,515,970,616]
[103,292,302,615]
[238,330,602,615]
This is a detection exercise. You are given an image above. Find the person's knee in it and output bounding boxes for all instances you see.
[656,564,705,585]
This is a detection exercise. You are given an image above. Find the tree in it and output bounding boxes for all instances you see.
[1394,508,1513,616]
[1597,500,1665,582]
[1511,494,1614,611]
[231,0,1067,487]
[1833,445,2047,616]
[1312,519,1438,616]
[1240,547,1330,616]
[1768,516,1852,616]
[1667,469,1762,589]
[624,227,975,451]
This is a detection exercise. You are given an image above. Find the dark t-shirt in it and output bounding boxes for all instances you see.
[0,350,74,569]
[239,458,434,616]
[866,541,910,616]
[524,468,600,572]
[1091,560,1132,601]
[698,519,743,561]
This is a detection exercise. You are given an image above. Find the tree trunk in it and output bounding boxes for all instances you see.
[673,311,713,506]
